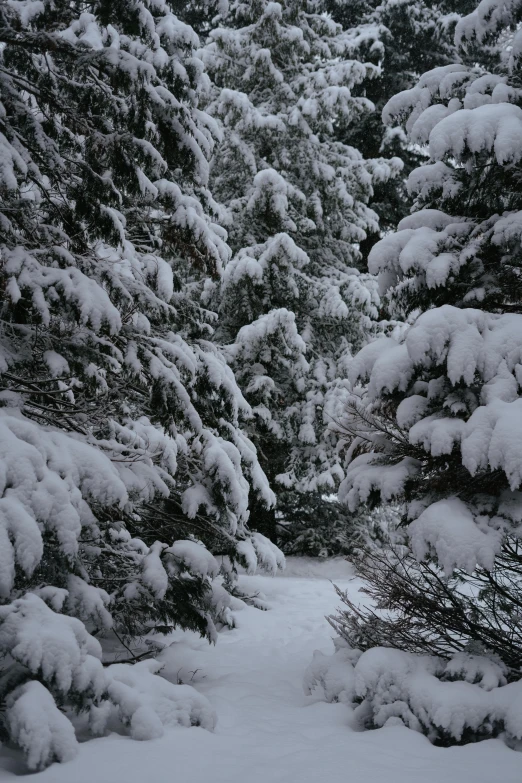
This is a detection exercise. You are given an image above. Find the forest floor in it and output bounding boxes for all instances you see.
[2,557,522,782]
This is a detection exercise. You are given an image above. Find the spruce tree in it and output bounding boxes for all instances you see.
[0,0,281,767]
[329,0,522,743]
[327,0,475,255]
[201,0,401,542]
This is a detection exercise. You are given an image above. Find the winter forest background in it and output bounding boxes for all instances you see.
[2,0,522,776]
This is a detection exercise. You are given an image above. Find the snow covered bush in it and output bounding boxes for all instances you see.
[200,0,402,539]
[0,593,217,769]
[0,0,282,767]
[306,641,522,746]
[323,0,522,745]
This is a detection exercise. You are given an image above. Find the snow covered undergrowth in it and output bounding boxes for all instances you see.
[2,560,521,783]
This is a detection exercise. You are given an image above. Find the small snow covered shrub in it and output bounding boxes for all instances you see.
[351,647,513,745]
[0,0,283,769]
[306,641,522,747]
[327,0,522,746]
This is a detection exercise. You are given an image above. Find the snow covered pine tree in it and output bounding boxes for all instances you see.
[315,0,522,747]
[327,0,474,254]
[0,0,283,769]
[201,0,402,549]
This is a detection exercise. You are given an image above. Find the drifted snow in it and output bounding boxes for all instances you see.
[6,563,522,783]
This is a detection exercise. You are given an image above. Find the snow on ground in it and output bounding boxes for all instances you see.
[2,558,522,782]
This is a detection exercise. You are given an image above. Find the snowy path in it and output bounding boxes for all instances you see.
[4,560,522,783]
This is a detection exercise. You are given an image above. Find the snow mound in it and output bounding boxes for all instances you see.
[106,660,217,740]
[304,639,359,703]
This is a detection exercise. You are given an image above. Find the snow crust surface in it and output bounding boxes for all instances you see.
[4,562,521,783]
